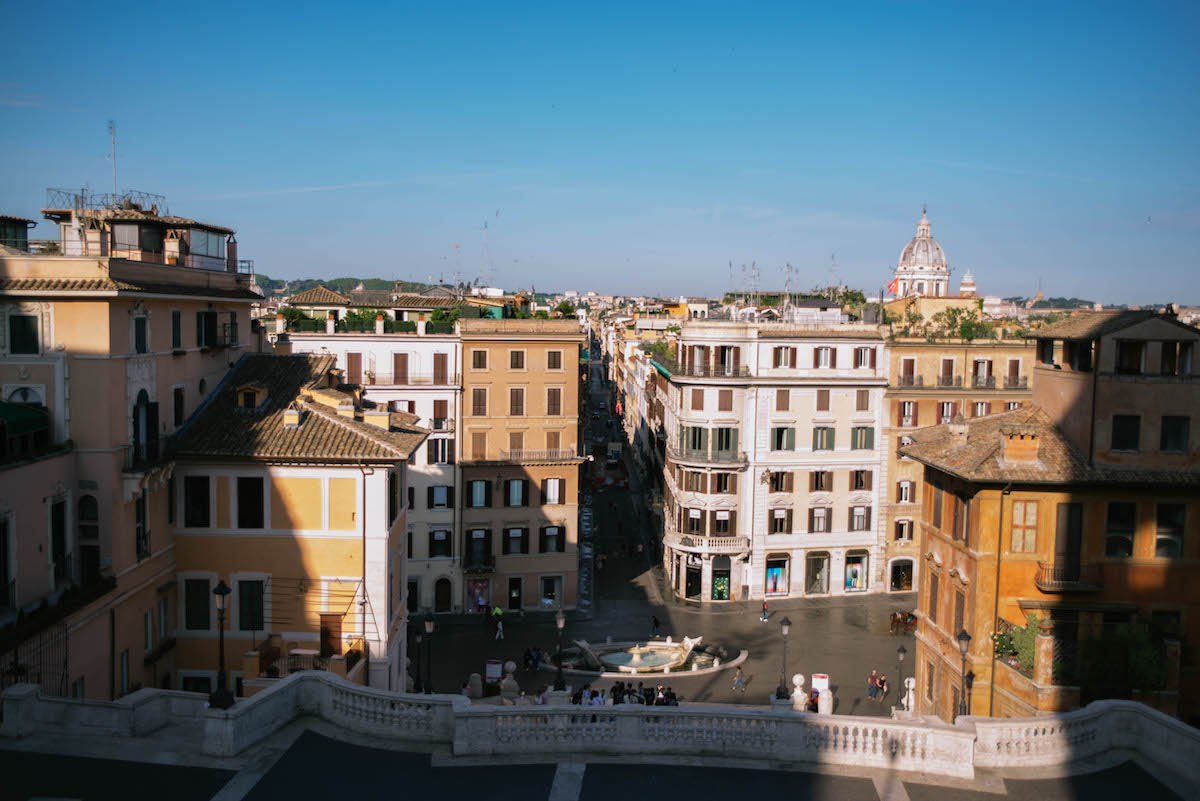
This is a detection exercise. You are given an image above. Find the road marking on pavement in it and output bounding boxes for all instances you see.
[549,762,587,801]
[873,776,909,801]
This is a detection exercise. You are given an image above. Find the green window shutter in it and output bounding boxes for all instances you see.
[730,427,738,454]
[829,429,836,450]
[812,429,820,451]
[700,428,709,454]
[865,428,875,449]
[785,427,795,450]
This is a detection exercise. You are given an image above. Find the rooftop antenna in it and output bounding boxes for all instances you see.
[108,121,117,196]
[480,220,496,288]
[750,261,760,307]
[827,253,840,300]
[782,262,794,315]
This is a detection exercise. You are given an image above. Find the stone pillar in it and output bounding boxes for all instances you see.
[468,672,483,699]
[329,654,348,679]
[375,314,385,335]
[500,661,520,702]
[791,674,807,711]
[242,650,261,681]
[0,684,39,737]
[1034,619,1055,686]
[325,314,335,334]
[700,556,713,601]
[818,687,834,715]
[417,320,427,336]
[1165,639,1182,692]
[544,689,571,705]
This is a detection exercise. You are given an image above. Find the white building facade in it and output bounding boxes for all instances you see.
[661,321,889,602]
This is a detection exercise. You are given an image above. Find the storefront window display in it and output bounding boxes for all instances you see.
[845,552,869,592]
[765,558,789,595]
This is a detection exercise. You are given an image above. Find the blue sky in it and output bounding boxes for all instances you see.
[2,1,1197,303]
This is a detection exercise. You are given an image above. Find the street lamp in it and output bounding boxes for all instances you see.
[424,614,435,695]
[554,608,566,691]
[413,632,423,693]
[956,629,972,720]
[209,580,234,710]
[775,616,792,700]
[895,645,907,710]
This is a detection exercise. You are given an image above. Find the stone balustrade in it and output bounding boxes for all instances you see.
[4,673,1199,785]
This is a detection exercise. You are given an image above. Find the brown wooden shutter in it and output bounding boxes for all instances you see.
[785,509,793,533]
[539,527,548,553]
[865,507,872,529]
[698,512,707,534]
[784,472,794,492]
[394,353,409,384]
[732,347,740,371]
[869,348,877,369]
[865,470,873,488]
[808,508,816,531]
[985,401,993,415]
[699,473,708,493]
[848,507,855,530]
[913,403,920,427]
[427,440,436,463]
[434,399,448,419]
[950,401,959,419]
[426,487,434,508]
[809,471,817,492]
[772,348,780,368]
[729,510,737,533]
[728,472,737,493]
[830,348,837,368]
[710,511,719,533]
[447,440,455,464]
[812,348,820,368]
[789,348,797,368]
[540,479,548,504]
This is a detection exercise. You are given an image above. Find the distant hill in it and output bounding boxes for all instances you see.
[1003,296,1096,309]
[255,275,436,297]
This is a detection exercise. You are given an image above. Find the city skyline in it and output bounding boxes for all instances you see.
[1,2,1198,303]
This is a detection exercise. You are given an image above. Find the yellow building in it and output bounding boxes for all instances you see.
[458,319,585,612]
[882,338,1034,595]
[170,354,428,693]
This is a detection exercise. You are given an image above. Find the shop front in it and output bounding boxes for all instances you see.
[765,555,790,596]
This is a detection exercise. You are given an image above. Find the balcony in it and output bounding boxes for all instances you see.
[651,358,750,379]
[369,372,459,386]
[463,553,496,574]
[496,448,579,462]
[1003,376,1029,389]
[123,437,171,473]
[663,526,750,554]
[936,375,962,388]
[971,375,996,389]
[429,418,454,432]
[1035,561,1102,593]
[666,445,747,467]
[896,375,923,388]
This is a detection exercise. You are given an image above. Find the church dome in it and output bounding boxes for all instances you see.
[897,212,947,272]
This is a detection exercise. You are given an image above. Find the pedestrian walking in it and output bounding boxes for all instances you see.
[651,615,660,637]
[495,619,504,640]
[867,670,879,701]
[760,601,769,622]
[879,675,889,702]
[732,667,746,694]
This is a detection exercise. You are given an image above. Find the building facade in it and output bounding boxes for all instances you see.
[657,320,889,602]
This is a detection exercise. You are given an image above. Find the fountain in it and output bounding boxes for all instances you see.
[553,636,731,676]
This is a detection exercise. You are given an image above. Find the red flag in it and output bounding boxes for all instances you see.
[886,278,899,296]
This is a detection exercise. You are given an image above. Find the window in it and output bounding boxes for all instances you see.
[953,591,965,635]
[408,486,415,510]
[471,432,487,459]
[508,431,524,452]
[812,427,834,451]
[546,430,560,451]
[429,530,451,558]
[851,470,871,491]
[134,316,148,354]
[810,471,831,492]
[238,579,265,631]
[775,389,789,412]
[135,492,150,560]
[718,390,733,411]
[158,598,168,639]
[715,427,735,454]
[195,311,218,348]
[1116,341,1145,375]
[505,479,528,507]
[427,438,453,464]
[429,486,451,509]
[547,387,562,416]
[899,401,915,427]
[899,435,914,459]
[184,476,210,528]
[540,526,565,553]
[388,471,398,525]
[509,388,525,416]
[184,578,211,630]
[925,661,935,703]
[472,388,487,416]
[233,477,263,528]
[1161,416,1189,453]
[503,527,528,555]
[850,427,874,450]
[895,520,913,540]
[932,485,943,529]
[120,650,129,696]
[771,427,795,451]
[1111,415,1140,451]
[770,508,792,534]
[241,391,256,409]
[816,389,830,412]
[772,346,796,368]
[542,478,564,505]
[686,508,704,534]
[144,610,154,652]
[686,426,707,452]
[897,481,913,503]
[849,505,871,532]
[856,390,869,412]
[471,350,487,369]
[547,350,562,370]
[8,314,39,354]
[1156,504,1185,559]
[808,506,829,533]
[927,571,940,624]
[1105,502,1135,558]
[510,350,525,369]
[1011,500,1038,553]
[1006,401,1022,411]
[938,402,955,423]
[854,347,875,369]
[770,471,794,493]
[972,401,991,418]
[469,480,491,508]
[683,471,704,492]
[173,387,185,428]
[713,511,730,534]
[952,494,970,545]
[813,347,833,368]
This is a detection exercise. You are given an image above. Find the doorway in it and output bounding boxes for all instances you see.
[685,564,701,599]
[711,555,731,600]
[1054,503,1083,581]
[890,560,913,591]
[346,352,362,385]
[805,552,829,595]
[434,578,452,612]
[319,614,342,657]
[508,577,523,610]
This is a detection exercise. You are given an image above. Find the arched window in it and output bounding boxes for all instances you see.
[890,559,914,592]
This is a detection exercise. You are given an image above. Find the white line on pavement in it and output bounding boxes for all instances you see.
[549,762,587,801]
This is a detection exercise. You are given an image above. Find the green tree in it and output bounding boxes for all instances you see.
[554,300,577,317]
[280,307,311,326]
[533,310,549,319]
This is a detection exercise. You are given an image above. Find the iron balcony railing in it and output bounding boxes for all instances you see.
[463,553,496,573]
[937,375,962,388]
[896,375,923,387]
[651,358,751,378]
[971,375,996,389]
[666,445,747,465]
[1034,561,1102,593]
[124,438,169,472]
[1004,376,1029,389]
[0,240,253,274]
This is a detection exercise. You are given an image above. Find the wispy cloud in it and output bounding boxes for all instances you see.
[214,180,399,199]
[0,97,41,108]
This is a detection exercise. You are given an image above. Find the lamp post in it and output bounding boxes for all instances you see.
[956,629,971,720]
[554,608,566,691]
[209,580,234,710]
[775,616,792,700]
[413,632,423,693]
[424,614,435,695]
[895,645,907,710]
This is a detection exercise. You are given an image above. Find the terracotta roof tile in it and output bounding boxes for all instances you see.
[174,354,428,461]
[1028,310,1157,340]
[288,285,351,305]
[900,406,1200,487]
[0,277,261,300]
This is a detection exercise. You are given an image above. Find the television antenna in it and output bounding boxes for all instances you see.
[108,121,118,197]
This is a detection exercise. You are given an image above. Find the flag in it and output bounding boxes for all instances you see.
[886,278,899,295]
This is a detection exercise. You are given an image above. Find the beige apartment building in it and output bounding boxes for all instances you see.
[883,337,1035,595]
[0,191,259,699]
[458,319,586,612]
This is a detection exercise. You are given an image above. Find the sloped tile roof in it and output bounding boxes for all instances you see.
[288,285,350,305]
[0,277,261,299]
[1027,310,1156,340]
[174,354,428,462]
[347,290,395,308]
[391,294,458,308]
[900,406,1200,487]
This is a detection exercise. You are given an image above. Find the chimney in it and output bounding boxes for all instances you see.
[226,234,238,273]
[337,403,356,419]
[276,312,285,333]
[947,421,970,449]
[1001,426,1041,464]
[283,404,302,429]
[375,313,385,335]
[362,409,390,430]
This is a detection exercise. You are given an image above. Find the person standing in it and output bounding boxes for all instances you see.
[732,667,746,695]
[878,675,889,702]
[867,670,879,701]
[651,615,661,637]
[495,619,504,640]
[761,601,769,622]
